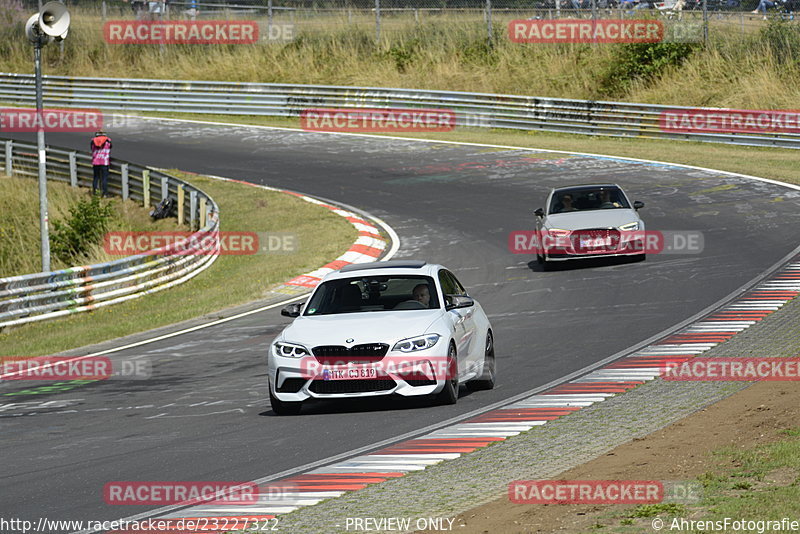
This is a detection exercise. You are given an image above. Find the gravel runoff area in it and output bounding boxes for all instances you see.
[273,269,800,534]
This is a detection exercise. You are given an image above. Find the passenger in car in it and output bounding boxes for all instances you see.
[558,194,578,213]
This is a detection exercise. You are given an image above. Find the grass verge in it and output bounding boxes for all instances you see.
[592,427,800,533]
[1,10,799,108]
[0,174,183,276]
[0,171,358,356]
[143,113,800,186]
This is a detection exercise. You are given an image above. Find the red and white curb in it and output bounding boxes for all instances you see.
[197,175,390,290]
[142,260,800,526]
[281,193,387,289]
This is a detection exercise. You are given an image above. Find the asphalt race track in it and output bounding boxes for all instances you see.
[3,121,800,531]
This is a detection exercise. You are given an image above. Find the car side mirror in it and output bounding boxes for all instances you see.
[446,295,474,310]
[633,201,644,210]
[281,303,302,317]
[534,208,544,218]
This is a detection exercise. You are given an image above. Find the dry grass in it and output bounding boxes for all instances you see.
[1,9,799,107]
[0,174,181,276]
[0,171,358,356]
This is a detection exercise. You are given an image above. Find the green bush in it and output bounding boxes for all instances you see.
[599,42,698,96]
[759,18,800,65]
[51,194,114,265]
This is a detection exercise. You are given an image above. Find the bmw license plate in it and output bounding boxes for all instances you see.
[322,366,377,381]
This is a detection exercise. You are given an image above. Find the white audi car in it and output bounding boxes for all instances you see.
[267,261,495,415]
[534,183,646,268]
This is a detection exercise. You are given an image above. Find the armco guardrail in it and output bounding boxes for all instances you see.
[0,137,220,329]
[0,73,798,149]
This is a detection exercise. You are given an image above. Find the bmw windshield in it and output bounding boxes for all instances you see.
[304,275,440,315]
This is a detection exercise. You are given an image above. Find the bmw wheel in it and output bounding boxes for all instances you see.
[270,386,302,415]
[435,343,459,405]
[467,331,495,391]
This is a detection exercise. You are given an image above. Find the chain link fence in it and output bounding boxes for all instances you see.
[46,0,796,44]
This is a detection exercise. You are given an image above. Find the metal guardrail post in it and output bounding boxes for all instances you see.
[142,169,150,207]
[69,151,77,187]
[177,184,185,225]
[121,163,129,200]
[199,196,207,228]
[161,176,169,201]
[190,190,197,229]
[4,140,11,176]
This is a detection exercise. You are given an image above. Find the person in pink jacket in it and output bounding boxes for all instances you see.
[90,130,112,197]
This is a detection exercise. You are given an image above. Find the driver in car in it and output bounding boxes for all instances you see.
[599,190,622,208]
[412,284,430,307]
[395,283,431,309]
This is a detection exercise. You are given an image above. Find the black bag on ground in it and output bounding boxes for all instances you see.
[150,197,175,220]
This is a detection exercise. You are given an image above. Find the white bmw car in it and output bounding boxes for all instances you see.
[268,261,495,415]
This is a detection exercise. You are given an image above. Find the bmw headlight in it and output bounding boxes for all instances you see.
[274,342,310,358]
[619,222,640,231]
[393,334,441,353]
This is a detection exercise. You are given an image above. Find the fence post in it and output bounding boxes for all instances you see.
[375,0,381,43]
[142,169,150,208]
[121,163,129,200]
[702,0,708,43]
[4,140,11,176]
[268,0,273,41]
[485,0,492,46]
[69,151,77,187]
[199,197,207,228]
[161,176,169,201]
[177,184,185,226]
[190,190,197,229]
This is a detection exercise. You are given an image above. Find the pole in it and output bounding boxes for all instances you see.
[34,41,51,272]
[375,0,380,43]
[702,0,708,43]
[486,0,492,46]
[268,0,273,41]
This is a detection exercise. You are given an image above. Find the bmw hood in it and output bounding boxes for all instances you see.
[279,311,443,348]
[546,209,641,230]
